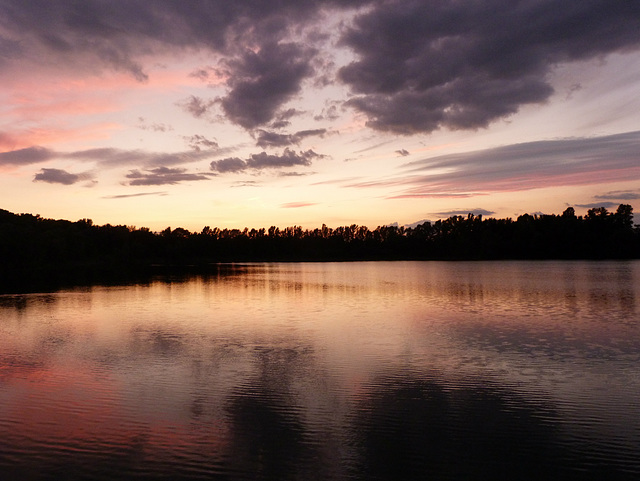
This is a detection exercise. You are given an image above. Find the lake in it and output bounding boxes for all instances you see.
[1,261,639,480]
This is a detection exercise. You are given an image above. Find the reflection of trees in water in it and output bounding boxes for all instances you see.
[348,375,635,481]
[225,388,310,480]
[223,345,332,481]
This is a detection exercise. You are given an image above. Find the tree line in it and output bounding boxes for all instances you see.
[0,205,638,276]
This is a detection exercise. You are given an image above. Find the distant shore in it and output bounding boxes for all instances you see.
[1,205,638,292]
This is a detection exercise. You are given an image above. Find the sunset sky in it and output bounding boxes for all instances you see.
[1,0,639,231]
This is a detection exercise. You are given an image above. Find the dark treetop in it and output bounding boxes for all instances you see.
[0,204,638,291]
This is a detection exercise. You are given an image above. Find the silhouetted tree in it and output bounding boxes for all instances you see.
[0,203,638,289]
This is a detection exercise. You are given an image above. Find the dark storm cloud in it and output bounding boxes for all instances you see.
[255,129,327,148]
[220,42,316,129]
[0,1,365,76]
[339,0,640,134]
[0,1,372,128]
[351,130,640,196]
[4,1,639,137]
[125,166,213,186]
[210,148,323,173]
[33,168,93,185]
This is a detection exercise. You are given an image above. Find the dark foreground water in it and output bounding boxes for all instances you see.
[1,261,639,480]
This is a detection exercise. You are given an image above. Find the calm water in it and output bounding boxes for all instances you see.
[1,261,639,480]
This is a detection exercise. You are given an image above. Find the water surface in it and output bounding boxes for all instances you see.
[1,261,639,480]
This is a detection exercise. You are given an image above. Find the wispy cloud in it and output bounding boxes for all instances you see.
[281,202,317,208]
[125,167,214,186]
[574,202,620,210]
[595,190,640,201]
[137,118,173,132]
[102,191,168,199]
[0,145,222,173]
[349,131,640,197]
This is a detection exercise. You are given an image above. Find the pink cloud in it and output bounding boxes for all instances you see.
[351,131,640,198]
[0,123,121,153]
[281,202,317,208]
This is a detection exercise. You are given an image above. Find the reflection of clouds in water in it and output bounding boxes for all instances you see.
[351,374,564,481]
[131,328,185,357]
[224,344,346,480]
[0,262,639,479]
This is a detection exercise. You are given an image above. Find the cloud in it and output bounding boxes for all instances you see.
[0,34,22,62]
[3,1,639,138]
[433,209,495,218]
[230,180,261,188]
[277,171,315,177]
[137,118,173,132]
[574,202,621,210]
[179,95,217,119]
[405,219,432,228]
[125,167,214,186]
[281,202,317,208]
[220,42,316,129]
[185,134,219,152]
[361,130,640,197]
[255,128,326,148]
[0,131,17,149]
[339,1,640,134]
[269,108,305,129]
[67,147,214,168]
[210,148,324,174]
[595,190,640,201]
[33,168,93,185]
[0,146,55,165]
[395,149,410,157]
[388,193,481,199]
[0,1,360,80]
[209,157,247,174]
[0,145,218,170]
[313,103,341,122]
[103,192,168,199]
